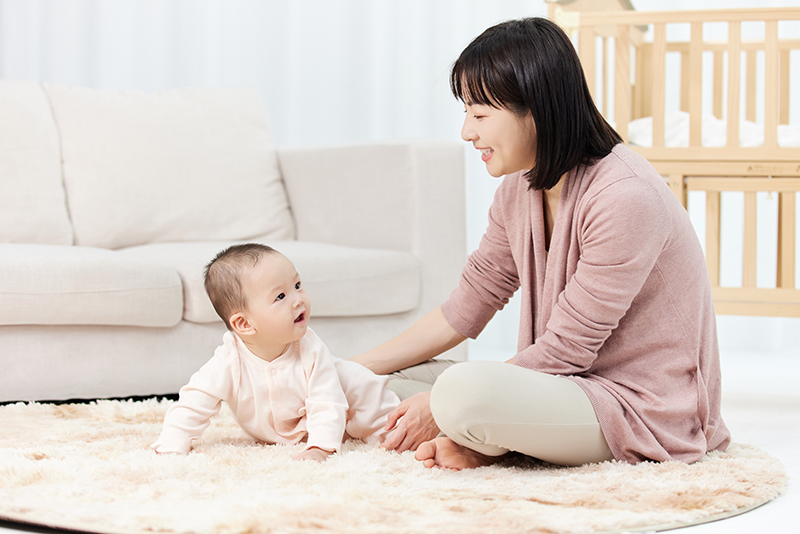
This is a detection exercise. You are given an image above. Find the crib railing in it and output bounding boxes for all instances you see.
[553,7,800,158]
[552,6,800,317]
[635,31,798,129]
[687,176,800,317]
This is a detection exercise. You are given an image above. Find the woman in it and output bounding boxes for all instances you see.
[351,17,730,469]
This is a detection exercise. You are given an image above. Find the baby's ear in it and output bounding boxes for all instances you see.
[229,313,253,335]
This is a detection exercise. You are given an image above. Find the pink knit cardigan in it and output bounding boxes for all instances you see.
[442,144,731,463]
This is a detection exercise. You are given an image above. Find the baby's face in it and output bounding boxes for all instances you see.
[240,253,310,349]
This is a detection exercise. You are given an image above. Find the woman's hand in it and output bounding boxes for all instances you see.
[380,392,440,453]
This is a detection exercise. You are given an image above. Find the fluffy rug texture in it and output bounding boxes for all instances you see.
[0,399,787,534]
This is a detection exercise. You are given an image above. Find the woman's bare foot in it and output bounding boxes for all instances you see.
[414,436,497,470]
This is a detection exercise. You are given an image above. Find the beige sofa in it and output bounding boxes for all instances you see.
[0,81,466,403]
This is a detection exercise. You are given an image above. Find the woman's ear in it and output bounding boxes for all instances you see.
[229,312,253,336]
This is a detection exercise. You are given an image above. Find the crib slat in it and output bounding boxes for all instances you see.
[681,52,690,114]
[780,49,791,125]
[706,192,721,287]
[743,191,758,288]
[713,51,724,120]
[727,21,742,148]
[778,192,796,289]
[615,24,630,143]
[746,50,757,123]
[579,8,800,26]
[689,22,703,147]
[668,173,686,206]
[580,26,597,102]
[713,287,800,317]
[688,177,800,192]
[634,42,650,119]
[764,20,779,148]
[651,24,667,148]
[661,39,800,54]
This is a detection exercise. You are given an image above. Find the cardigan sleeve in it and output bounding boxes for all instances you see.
[513,176,670,373]
[441,174,522,339]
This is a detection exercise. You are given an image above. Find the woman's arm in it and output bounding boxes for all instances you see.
[353,174,524,376]
[349,307,466,453]
[350,307,467,375]
[352,177,521,451]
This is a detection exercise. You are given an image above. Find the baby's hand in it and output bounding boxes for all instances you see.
[292,446,334,462]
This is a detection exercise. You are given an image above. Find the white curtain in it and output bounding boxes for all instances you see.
[0,0,549,147]
[2,0,799,360]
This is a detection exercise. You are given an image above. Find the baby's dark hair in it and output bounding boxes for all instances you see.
[204,243,278,330]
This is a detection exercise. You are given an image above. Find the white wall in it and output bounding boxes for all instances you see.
[1,0,798,360]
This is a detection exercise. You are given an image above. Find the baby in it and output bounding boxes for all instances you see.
[151,243,400,461]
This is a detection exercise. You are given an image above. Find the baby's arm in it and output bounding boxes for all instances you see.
[299,332,349,458]
[151,356,231,454]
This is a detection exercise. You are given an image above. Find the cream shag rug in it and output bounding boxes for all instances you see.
[0,399,787,534]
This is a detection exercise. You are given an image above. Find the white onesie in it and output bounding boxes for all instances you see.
[151,328,400,454]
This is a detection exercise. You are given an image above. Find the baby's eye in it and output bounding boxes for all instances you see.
[275,293,285,301]
[295,281,302,290]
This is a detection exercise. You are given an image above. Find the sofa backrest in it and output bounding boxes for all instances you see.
[33,84,295,249]
[0,81,73,245]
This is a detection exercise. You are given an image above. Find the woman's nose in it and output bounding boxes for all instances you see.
[461,118,475,142]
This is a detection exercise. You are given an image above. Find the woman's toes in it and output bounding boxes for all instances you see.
[414,439,437,463]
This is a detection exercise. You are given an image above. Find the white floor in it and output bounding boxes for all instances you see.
[668,349,799,533]
[1,349,797,534]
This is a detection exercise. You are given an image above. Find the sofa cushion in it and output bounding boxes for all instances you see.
[0,244,183,327]
[43,84,295,249]
[116,241,421,323]
[0,81,73,245]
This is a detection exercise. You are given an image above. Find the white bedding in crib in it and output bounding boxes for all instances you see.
[627,111,800,148]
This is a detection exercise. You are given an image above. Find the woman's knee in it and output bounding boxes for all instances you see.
[430,362,506,429]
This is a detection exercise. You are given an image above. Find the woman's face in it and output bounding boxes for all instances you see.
[461,102,537,178]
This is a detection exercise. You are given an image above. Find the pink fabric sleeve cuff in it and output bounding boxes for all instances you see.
[441,288,499,340]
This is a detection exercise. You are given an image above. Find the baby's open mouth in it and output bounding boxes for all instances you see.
[294,313,305,323]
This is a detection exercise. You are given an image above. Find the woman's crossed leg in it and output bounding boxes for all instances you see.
[416,361,614,469]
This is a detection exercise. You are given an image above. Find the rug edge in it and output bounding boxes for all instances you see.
[0,511,136,534]
[0,494,782,534]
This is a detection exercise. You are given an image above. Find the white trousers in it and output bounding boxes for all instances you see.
[389,360,613,466]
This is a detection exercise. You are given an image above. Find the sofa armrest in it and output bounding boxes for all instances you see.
[278,140,467,323]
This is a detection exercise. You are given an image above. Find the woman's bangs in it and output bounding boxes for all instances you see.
[452,59,503,108]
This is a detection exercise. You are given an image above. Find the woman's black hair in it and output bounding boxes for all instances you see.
[450,17,621,190]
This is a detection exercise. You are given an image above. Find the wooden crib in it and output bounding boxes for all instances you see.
[548,1,800,317]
